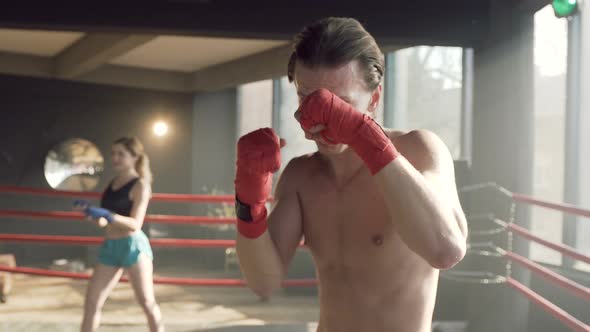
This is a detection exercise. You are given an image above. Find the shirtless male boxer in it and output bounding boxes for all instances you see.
[235,17,468,332]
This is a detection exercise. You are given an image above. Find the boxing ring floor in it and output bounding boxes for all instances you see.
[0,273,466,332]
[0,270,320,332]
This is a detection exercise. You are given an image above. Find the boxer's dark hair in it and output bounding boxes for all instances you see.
[288,17,384,91]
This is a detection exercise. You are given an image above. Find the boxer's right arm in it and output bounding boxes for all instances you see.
[236,160,303,299]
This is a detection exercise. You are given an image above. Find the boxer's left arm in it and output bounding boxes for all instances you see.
[108,179,151,231]
[375,130,467,270]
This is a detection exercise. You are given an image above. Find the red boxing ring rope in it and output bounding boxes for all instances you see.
[507,223,590,265]
[0,234,233,248]
[0,185,239,203]
[0,233,305,248]
[0,185,235,203]
[505,251,590,302]
[494,187,590,331]
[459,183,590,219]
[0,265,317,287]
[459,183,590,330]
[512,192,590,219]
[506,278,590,332]
[2,184,588,217]
[0,209,236,225]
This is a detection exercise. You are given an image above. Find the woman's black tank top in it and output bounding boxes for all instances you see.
[100,178,139,217]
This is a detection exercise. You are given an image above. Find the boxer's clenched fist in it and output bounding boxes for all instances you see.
[235,128,284,238]
[298,89,399,174]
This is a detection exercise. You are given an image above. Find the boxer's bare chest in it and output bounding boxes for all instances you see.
[297,164,417,281]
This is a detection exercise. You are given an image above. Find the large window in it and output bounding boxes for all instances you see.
[385,46,463,158]
[237,80,273,136]
[530,5,568,265]
[276,77,317,168]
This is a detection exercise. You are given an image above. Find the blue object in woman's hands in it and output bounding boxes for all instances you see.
[84,206,114,223]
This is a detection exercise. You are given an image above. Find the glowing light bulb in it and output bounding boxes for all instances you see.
[153,121,168,137]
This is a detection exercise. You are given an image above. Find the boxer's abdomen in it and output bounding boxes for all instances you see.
[297,159,439,332]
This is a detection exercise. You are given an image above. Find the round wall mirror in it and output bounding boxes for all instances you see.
[44,138,104,191]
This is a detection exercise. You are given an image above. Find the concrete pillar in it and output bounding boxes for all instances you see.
[185,88,238,268]
[191,88,238,208]
[577,0,590,257]
[467,8,535,332]
[562,12,581,267]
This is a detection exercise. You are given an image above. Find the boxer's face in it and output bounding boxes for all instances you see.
[294,60,381,155]
[111,143,137,173]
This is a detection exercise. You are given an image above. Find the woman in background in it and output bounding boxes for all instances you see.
[75,137,163,332]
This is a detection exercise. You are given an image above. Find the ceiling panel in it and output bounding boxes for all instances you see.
[0,29,84,56]
[110,35,287,72]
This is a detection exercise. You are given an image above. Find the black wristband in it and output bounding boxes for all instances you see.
[235,196,253,222]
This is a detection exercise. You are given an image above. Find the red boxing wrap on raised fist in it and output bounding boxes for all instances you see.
[298,89,399,174]
[234,128,281,238]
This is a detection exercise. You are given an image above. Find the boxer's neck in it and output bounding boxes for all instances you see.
[321,147,365,185]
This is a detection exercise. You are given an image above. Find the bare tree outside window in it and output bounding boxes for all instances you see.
[389,46,463,158]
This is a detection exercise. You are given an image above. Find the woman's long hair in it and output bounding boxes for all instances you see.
[113,137,153,184]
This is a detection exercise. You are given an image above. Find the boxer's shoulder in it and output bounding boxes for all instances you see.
[387,128,441,146]
[386,129,451,172]
[275,154,314,192]
[385,129,407,141]
[283,153,317,177]
[283,152,328,182]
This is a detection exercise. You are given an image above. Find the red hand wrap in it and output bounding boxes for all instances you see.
[299,89,399,174]
[234,128,281,238]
